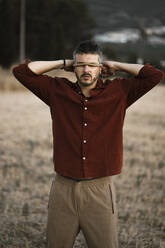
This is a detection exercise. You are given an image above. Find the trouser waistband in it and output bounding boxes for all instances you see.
[56,173,113,185]
[59,174,98,182]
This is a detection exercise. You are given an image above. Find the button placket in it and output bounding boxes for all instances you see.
[82,98,89,168]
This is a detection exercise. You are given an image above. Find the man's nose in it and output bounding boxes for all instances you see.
[83,65,90,73]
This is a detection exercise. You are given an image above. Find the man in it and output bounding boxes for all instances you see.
[13,40,164,248]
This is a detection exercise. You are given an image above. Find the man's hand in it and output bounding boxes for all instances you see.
[101,61,117,77]
[64,60,74,72]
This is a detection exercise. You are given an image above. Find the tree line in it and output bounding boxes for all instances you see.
[0,0,96,68]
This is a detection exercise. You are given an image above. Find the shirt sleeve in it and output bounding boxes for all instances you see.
[121,64,164,108]
[12,61,54,106]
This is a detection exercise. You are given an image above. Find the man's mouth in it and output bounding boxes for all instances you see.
[81,74,91,80]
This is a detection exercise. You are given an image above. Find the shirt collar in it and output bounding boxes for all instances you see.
[68,78,110,98]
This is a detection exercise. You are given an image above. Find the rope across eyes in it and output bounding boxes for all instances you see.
[73,62,102,68]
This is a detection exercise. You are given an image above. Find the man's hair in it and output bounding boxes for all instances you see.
[73,40,103,62]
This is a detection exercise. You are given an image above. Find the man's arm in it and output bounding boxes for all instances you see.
[28,59,74,75]
[102,61,144,76]
[102,61,164,108]
[13,59,74,105]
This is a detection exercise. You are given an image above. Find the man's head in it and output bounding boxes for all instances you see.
[73,40,103,88]
[73,40,103,63]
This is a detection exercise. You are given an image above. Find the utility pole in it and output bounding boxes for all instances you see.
[20,0,26,62]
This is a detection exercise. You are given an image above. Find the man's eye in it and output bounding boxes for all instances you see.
[90,64,98,67]
[74,64,84,67]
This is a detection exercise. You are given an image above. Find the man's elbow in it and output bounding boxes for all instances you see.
[12,66,20,80]
[159,70,164,82]
[152,69,164,84]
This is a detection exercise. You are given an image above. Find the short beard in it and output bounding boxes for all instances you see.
[75,72,99,87]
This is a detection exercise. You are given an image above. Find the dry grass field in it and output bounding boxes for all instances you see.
[0,70,165,247]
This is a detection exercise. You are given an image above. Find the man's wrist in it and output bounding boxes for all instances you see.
[63,59,74,72]
[109,61,120,71]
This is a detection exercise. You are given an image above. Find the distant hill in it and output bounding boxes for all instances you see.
[85,0,165,33]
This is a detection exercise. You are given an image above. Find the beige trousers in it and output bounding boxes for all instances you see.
[46,174,118,248]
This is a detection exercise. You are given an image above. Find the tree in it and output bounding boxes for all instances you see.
[0,0,96,67]
[20,0,26,62]
[0,0,20,67]
[26,0,96,60]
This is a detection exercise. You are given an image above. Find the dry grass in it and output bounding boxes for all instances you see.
[0,73,165,247]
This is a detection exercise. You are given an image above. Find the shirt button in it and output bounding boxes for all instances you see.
[84,107,88,110]
[83,139,87,143]
[84,123,87,126]
[82,156,86,160]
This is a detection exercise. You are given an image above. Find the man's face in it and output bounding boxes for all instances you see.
[74,53,101,88]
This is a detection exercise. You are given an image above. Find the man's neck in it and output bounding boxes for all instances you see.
[81,88,91,97]
[78,81,97,97]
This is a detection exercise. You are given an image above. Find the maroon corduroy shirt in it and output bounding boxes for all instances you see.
[13,63,164,178]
